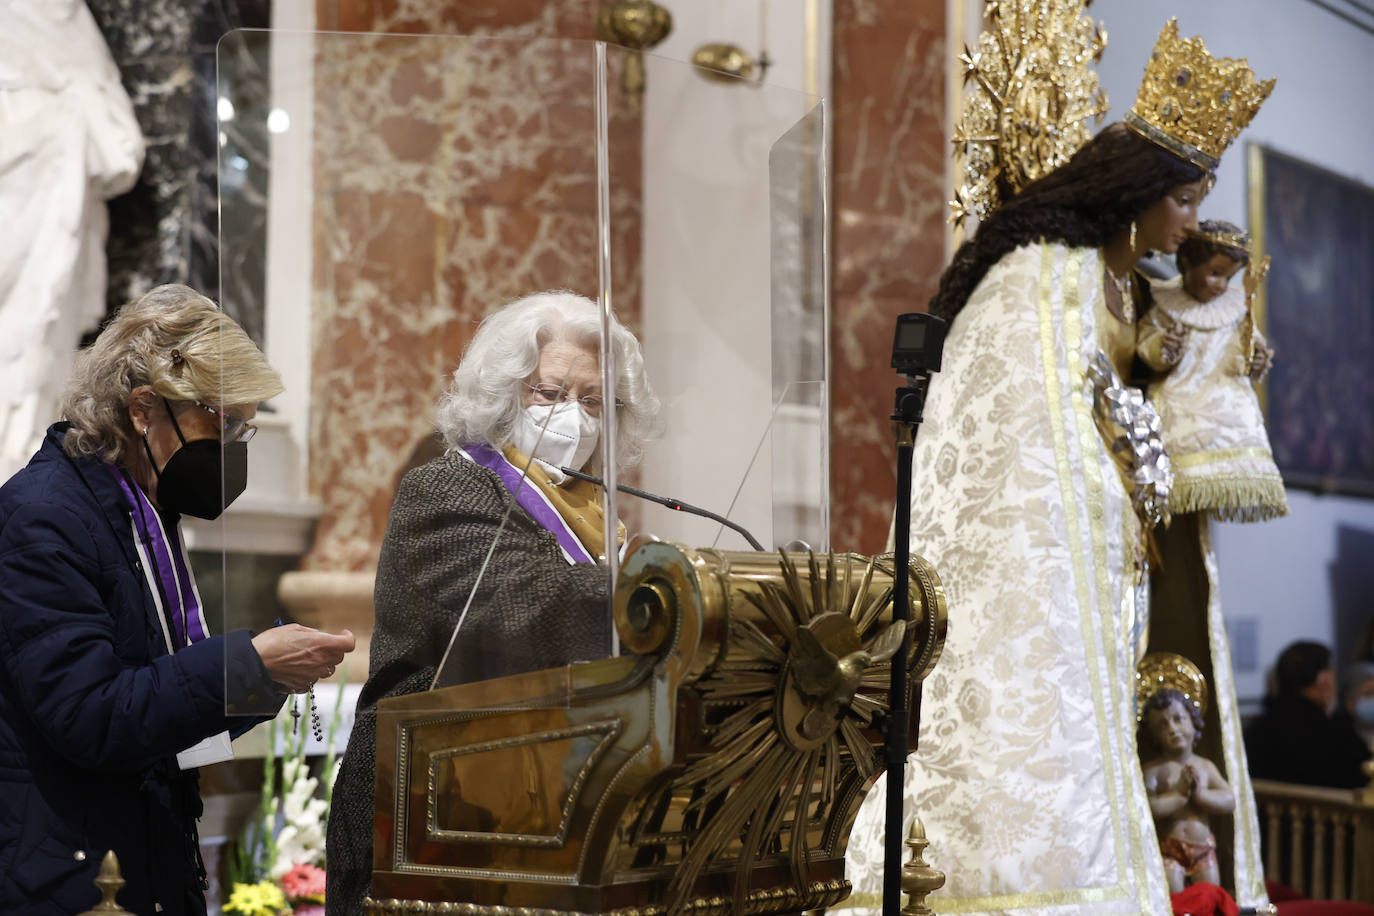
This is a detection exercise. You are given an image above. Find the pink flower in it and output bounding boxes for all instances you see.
[280,863,326,901]
[292,906,325,916]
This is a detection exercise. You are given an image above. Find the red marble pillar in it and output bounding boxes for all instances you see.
[304,1,642,571]
[829,0,948,554]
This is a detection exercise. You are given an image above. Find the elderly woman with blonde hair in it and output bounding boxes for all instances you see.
[327,289,660,916]
[0,284,354,916]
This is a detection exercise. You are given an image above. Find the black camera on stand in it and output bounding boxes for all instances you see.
[891,312,947,427]
[881,311,946,916]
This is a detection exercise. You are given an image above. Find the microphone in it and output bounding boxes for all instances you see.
[559,466,765,551]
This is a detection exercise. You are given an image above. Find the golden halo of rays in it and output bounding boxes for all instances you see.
[663,551,903,915]
[951,0,1109,227]
[1135,651,1208,723]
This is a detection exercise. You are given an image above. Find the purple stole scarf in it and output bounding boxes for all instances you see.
[457,443,595,565]
[105,463,209,651]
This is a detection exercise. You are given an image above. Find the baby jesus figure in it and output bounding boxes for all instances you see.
[1138,688,1236,892]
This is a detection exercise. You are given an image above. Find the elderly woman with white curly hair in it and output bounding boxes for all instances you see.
[327,290,660,916]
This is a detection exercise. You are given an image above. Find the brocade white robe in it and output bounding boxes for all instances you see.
[1139,277,1287,521]
[839,243,1266,916]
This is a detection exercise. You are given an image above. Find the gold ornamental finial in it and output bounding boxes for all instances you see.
[77,850,133,915]
[900,816,946,916]
[1125,19,1274,171]
[1135,652,1208,723]
[949,0,1109,227]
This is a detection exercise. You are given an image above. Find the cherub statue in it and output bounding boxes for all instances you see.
[1138,687,1236,892]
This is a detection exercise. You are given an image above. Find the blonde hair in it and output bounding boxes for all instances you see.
[60,284,284,464]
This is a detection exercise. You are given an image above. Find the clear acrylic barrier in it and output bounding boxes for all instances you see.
[216,31,825,714]
[625,49,828,554]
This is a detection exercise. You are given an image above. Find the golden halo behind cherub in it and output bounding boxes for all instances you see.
[1135,652,1208,723]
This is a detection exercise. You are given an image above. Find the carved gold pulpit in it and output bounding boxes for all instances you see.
[366,540,946,914]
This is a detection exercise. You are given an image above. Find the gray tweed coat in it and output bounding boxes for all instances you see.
[326,450,611,915]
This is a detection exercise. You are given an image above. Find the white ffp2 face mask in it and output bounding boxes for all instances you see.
[512,403,601,472]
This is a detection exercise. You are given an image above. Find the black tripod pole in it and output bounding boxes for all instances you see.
[881,311,945,915]
[883,378,925,915]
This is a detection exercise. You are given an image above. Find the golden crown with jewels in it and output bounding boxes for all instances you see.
[1190,224,1252,255]
[1125,19,1274,171]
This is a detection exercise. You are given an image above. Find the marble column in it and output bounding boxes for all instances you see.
[85,0,270,336]
[829,0,948,554]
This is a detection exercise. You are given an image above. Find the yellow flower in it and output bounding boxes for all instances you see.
[223,880,288,916]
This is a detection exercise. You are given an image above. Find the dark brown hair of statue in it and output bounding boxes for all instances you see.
[930,124,1208,324]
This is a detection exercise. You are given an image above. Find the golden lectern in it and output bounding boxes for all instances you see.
[365,539,946,914]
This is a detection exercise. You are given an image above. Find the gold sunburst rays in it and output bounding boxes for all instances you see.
[742,581,798,641]
[849,690,887,724]
[780,551,814,625]
[659,550,910,915]
[665,740,803,913]
[681,713,778,804]
[853,584,896,637]
[951,0,1109,227]
[838,717,878,781]
[730,616,788,664]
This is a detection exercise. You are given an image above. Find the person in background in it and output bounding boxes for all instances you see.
[1244,641,1372,789]
[1336,660,1374,754]
[0,284,355,915]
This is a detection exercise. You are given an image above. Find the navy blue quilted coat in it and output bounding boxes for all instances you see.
[0,425,279,915]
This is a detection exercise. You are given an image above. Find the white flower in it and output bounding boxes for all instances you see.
[268,756,329,878]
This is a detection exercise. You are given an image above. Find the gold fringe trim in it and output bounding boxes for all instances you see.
[1172,474,1289,522]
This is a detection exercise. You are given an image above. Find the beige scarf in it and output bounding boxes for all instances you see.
[501,445,624,561]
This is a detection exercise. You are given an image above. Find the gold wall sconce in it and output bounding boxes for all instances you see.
[691,0,772,86]
[597,0,673,105]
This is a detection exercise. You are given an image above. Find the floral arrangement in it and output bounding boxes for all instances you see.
[225,671,347,916]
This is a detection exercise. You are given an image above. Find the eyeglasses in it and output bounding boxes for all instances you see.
[190,401,257,443]
[523,383,623,415]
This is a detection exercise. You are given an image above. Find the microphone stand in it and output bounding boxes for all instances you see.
[883,313,943,915]
[560,466,765,551]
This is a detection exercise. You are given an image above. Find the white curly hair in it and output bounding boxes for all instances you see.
[435,290,660,470]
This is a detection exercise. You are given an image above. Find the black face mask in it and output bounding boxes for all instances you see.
[143,399,248,520]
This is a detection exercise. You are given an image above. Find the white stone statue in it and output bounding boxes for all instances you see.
[0,0,144,478]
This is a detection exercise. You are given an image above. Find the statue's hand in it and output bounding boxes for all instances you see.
[1249,344,1274,382]
[1160,316,1188,366]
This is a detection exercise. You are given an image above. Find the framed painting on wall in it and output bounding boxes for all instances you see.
[1248,144,1374,497]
